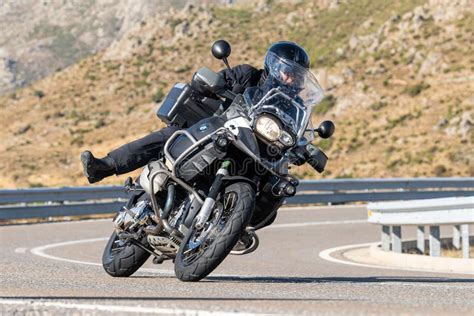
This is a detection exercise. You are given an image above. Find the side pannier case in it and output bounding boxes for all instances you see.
[156,83,221,128]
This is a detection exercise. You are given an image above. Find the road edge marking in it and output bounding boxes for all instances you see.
[0,299,265,315]
[319,242,474,276]
[267,219,365,229]
[29,237,175,275]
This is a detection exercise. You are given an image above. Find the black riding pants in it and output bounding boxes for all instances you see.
[108,125,180,174]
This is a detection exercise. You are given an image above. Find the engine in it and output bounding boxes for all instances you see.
[138,160,169,196]
[147,234,181,258]
[113,200,153,232]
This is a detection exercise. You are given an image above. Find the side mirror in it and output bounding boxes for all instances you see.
[316,120,335,139]
[211,39,232,70]
[211,40,231,60]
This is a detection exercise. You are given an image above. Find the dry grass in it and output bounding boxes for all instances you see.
[442,246,474,259]
[0,0,472,188]
[406,245,474,258]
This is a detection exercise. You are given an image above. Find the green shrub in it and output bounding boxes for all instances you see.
[152,88,165,103]
[403,82,430,97]
[386,113,415,129]
[314,95,336,114]
[29,182,45,188]
[386,159,400,170]
[34,90,45,99]
[142,69,151,78]
[94,119,106,129]
[335,172,354,179]
[370,101,387,111]
[169,18,184,29]
[317,138,332,151]
[433,164,449,177]
[134,80,150,88]
[175,65,192,73]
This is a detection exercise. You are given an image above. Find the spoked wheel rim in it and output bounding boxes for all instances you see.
[181,191,238,265]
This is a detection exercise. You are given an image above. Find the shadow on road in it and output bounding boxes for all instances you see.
[2,277,472,302]
[0,296,361,302]
[129,275,474,284]
[201,275,474,284]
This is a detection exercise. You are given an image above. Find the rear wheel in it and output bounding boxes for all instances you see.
[102,232,150,277]
[174,182,255,282]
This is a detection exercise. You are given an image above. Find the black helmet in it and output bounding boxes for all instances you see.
[264,41,310,72]
[263,41,310,91]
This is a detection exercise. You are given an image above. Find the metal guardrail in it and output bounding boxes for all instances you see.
[1,178,473,221]
[367,197,474,258]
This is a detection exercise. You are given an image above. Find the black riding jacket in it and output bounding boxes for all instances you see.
[218,64,266,93]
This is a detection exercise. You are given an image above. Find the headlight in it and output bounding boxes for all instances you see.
[279,130,295,147]
[255,115,281,141]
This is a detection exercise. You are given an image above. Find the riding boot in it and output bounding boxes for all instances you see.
[80,150,116,184]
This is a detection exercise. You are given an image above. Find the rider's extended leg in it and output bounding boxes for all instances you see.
[81,125,179,183]
[108,125,179,174]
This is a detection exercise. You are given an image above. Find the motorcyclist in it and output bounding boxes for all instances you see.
[81,41,310,183]
[81,41,313,250]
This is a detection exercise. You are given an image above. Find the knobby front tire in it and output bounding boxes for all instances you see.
[174,182,255,282]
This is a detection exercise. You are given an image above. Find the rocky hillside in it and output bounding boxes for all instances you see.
[0,0,472,188]
[0,0,227,94]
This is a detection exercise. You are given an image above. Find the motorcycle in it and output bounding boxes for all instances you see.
[102,40,335,282]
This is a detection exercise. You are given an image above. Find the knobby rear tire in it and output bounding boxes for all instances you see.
[102,232,150,277]
[174,182,255,282]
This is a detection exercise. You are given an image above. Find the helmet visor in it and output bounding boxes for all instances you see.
[265,51,324,107]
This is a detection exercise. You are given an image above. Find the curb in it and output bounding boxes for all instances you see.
[368,243,474,274]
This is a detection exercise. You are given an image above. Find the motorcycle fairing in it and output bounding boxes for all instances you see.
[168,116,226,159]
[224,116,260,157]
[167,116,227,181]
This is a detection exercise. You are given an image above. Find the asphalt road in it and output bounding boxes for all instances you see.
[1,205,473,315]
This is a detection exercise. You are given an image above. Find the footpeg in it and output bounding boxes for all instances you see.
[152,256,165,264]
[230,227,259,255]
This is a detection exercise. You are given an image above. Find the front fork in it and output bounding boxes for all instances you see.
[194,160,231,229]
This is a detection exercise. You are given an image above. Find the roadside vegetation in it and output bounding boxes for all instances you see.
[0,0,472,187]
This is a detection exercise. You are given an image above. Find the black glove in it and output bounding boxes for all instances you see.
[191,72,220,98]
[289,145,308,166]
[306,144,328,173]
[232,84,245,94]
[290,144,328,173]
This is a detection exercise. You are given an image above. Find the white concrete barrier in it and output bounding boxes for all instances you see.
[367,197,474,258]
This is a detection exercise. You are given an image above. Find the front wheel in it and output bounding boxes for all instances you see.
[102,232,150,277]
[174,182,255,282]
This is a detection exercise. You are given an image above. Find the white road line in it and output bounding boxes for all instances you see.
[28,219,366,265]
[267,219,365,229]
[280,205,366,211]
[28,219,366,276]
[27,223,474,288]
[0,299,265,315]
[29,237,174,275]
[14,247,27,253]
[30,237,108,267]
[319,242,474,276]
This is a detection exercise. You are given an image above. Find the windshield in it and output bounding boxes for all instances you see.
[243,53,324,140]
